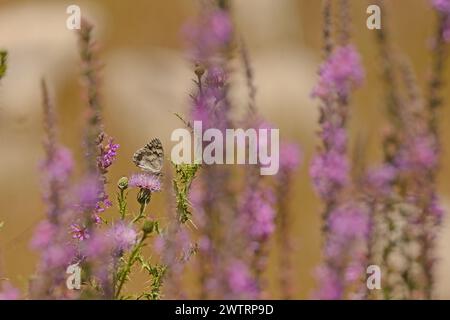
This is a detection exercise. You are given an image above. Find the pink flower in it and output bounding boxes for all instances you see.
[205,66,227,101]
[183,9,232,61]
[328,203,370,239]
[432,0,450,13]
[41,244,75,269]
[366,164,397,195]
[0,283,20,300]
[396,135,438,171]
[279,142,302,172]
[321,123,347,153]
[98,137,119,171]
[110,222,137,252]
[315,266,343,300]
[310,151,349,199]
[44,147,74,183]
[70,224,90,241]
[241,188,276,240]
[209,10,232,44]
[80,232,111,258]
[129,173,162,192]
[31,221,56,250]
[312,45,364,100]
[227,260,258,298]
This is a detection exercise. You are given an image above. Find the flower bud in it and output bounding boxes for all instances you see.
[142,220,155,235]
[118,177,129,190]
[137,188,151,206]
[195,63,205,78]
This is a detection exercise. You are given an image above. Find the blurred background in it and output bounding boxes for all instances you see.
[0,0,449,299]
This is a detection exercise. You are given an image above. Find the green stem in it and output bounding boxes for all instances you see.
[114,234,147,299]
[132,202,148,224]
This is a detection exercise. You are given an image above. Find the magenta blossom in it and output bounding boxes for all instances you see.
[31,221,56,250]
[328,203,370,239]
[42,147,74,184]
[321,122,347,153]
[365,164,397,196]
[183,9,232,62]
[432,0,450,13]
[129,173,162,192]
[279,142,302,172]
[396,135,438,171]
[70,224,90,241]
[41,244,75,269]
[314,266,343,300]
[310,151,349,199]
[241,188,276,240]
[227,260,258,298]
[0,283,20,300]
[110,222,137,252]
[312,45,364,100]
[98,137,119,171]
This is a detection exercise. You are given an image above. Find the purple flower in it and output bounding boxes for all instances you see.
[70,223,90,241]
[209,10,232,45]
[227,260,258,298]
[432,0,450,13]
[41,244,75,269]
[80,232,111,258]
[183,9,232,62]
[75,175,102,211]
[31,221,56,250]
[321,123,347,153]
[366,164,397,195]
[279,142,302,172]
[129,173,162,192]
[98,137,119,171]
[110,222,137,252]
[328,203,370,239]
[0,284,20,300]
[312,45,364,100]
[315,266,343,300]
[205,66,227,101]
[396,135,438,171]
[241,188,276,241]
[310,151,349,199]
[43,147,74,183]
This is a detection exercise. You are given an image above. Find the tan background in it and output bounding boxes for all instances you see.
[0,0,449,299]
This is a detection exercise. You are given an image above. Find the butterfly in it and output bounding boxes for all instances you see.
[132,138,164,176]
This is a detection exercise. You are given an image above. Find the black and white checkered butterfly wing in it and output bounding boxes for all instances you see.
[132,138,164,174]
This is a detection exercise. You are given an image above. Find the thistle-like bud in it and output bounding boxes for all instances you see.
[142,220,155,235]
[117,177,129,190]
[195,63,205,78]
[137,188,151,206]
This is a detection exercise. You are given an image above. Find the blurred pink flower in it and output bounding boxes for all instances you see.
[432,0,450,13]
[279,142,302,172]
[310,151,349,199]
[328,203,370,239]
[0,284,20,300]
[312,45,364,100]
[227,260,258,298]
[110,222,137,252]
[31,221,56,250]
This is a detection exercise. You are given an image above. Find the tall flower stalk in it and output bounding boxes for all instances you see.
[183,4,236,298]
[367,0,449,299]
[311,0,369,299]
[29,80,76,299]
